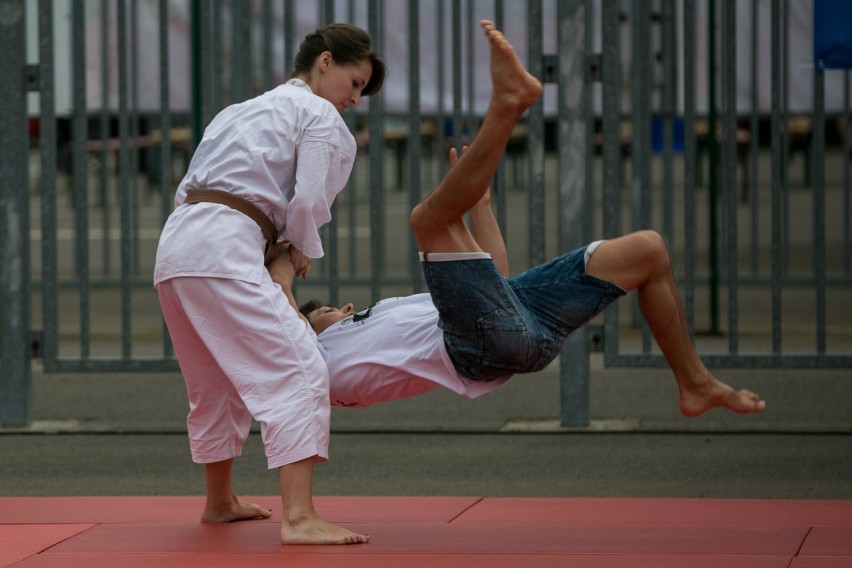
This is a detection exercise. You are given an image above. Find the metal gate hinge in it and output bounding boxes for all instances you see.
[587,53,602,83]
[587,324,604,352]
[25,64,40,92]
[542,54,558,83]
[29,330,44,358]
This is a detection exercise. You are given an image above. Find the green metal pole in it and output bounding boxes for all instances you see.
[0,0,31,427]
[707,0,720,335]
[191,0,202,150]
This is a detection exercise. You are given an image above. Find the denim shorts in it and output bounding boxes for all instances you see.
[420,245,626,381]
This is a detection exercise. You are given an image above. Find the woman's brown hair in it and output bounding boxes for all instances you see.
[292,23,386,97]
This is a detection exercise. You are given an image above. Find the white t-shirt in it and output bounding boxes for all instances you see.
[154,79,355,287]
[317,294,511,408]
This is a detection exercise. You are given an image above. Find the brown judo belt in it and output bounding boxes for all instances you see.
[184,189,279,264]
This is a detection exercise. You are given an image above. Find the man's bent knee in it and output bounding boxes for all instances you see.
[633,230,670,272]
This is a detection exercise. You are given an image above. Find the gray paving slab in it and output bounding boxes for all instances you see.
[1,360,849,499]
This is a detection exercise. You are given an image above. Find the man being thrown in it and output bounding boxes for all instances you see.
[271,19,766,416]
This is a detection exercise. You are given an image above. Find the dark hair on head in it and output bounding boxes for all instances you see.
[291,22,386,97]
[299,299,325,319]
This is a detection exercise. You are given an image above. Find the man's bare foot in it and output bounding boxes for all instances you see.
[678,373,766,417]
[201,499,273,523]
[280,513,369,545]
[480,20,542,115]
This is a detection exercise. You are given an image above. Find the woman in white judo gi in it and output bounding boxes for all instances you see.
[154,23,384,545]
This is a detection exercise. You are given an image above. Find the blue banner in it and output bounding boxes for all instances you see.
[814,0,852,70]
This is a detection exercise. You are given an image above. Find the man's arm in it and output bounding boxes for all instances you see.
[469,189,509,276]
[267,244,308,324]
[450,146,509,276]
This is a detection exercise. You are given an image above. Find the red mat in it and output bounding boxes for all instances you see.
[42,522,808,555]
[0,495,478,524]
[8,553,794,568]
[798,526,852,557]
[1,497,850,568]
[454,497,852,526]
[0,524,92,568]
[792,560,852,568]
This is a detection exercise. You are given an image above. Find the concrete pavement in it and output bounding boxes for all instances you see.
[1,359,850,500]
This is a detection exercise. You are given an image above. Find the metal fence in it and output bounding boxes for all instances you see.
[1,0,851,428]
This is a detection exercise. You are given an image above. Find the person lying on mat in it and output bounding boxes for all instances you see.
[268,20,766,417]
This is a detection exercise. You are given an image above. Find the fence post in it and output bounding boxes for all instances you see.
[557,0,591,428]
[0,0,31,427]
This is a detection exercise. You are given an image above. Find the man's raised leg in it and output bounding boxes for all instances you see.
[586,230,766,416]
[410,20,542,253]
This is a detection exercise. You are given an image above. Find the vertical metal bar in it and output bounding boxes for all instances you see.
[721,0,738,354]
[129,0,140,277]
[451,0,462,153]
[466,0,474,138]
[100,0,112,276]
[527,0,546,267]
[210,2,222,117]
[845,71,851,276]
[368,0,384,303]
[770,0,783,353]
[707,0,720,335]
[345,160,357,283]
[321,0,334,24]
[71,0,90,359]
[557,0,591,428]
[39,0,59,370]
[661,0,675,247]
[631,0,651,351]
[117,0,133,358]
[325,0,339,306]
[342,0,360,288]
[344,0,356,288]
[749,0,759,274]
[631,0,650,231]
[283,0,294,77]
[683,0,696,338]
[159,0,173,357]
[601,1,620,237]
[812,69,826,353]
[494,1,504,47]
[0,0,30,426]
[231,1,251,103]
[583,0,594,245]
[601,0,621,362]
[262,0,274,87]
[435,0,447,181]
[408,0,423,293]
[493,0,507,240]
[781,0,789,274]
[190,0,202,147]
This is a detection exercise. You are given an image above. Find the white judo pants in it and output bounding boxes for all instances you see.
[157,272,330,469]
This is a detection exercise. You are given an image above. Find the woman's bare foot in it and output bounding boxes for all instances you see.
[280,512,369,545]
[201,499,272,523]
[678,373,767,417]
[480,20,542,115]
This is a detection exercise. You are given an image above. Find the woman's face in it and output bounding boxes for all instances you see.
[313,53,373,113]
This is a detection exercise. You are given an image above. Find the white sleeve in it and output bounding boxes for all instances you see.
[284,113,356,259]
